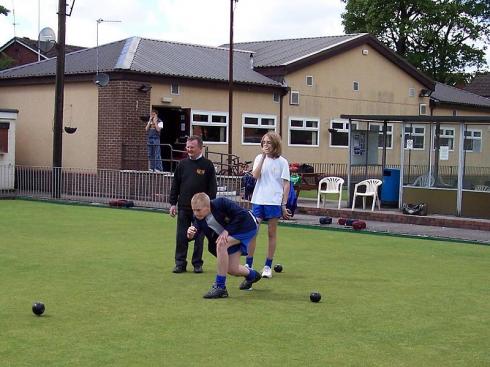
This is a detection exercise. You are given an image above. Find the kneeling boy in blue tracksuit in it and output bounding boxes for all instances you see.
[187,192,262,298]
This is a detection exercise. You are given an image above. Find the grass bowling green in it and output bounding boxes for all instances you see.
[1,200,489,366]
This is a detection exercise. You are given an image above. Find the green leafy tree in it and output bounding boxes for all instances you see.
[341,0,490,84]
[0,5,9,16]
[0,53,15,70]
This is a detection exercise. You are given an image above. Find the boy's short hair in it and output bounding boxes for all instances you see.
[261,132,282,158]
[191,192,210,208]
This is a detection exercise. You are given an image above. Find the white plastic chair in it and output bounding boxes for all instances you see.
[351,179,382,211]
[317,177,344,209]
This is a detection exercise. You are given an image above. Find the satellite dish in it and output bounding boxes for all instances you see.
[94,72,109,87]
[38,27,56,53]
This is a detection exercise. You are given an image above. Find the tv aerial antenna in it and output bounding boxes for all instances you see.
[12,3,17,37]
[94,18,121,87]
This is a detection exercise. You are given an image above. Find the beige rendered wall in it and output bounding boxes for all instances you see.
[279,43,429,165]
[148,43,431,166]
[0,82,98,168]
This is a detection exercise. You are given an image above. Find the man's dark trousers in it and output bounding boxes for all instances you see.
[175,208,204,269]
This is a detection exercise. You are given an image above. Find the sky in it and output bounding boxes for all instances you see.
[0,0,488,67]
[0,0,346,48]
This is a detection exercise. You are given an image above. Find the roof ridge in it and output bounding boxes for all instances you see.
[234,33,366,45]
[140,36,229,52]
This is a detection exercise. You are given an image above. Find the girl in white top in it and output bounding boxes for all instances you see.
[245,132,291,280]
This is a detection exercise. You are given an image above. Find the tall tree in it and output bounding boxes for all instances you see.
[0,5,9,16]
[341,0,490,84]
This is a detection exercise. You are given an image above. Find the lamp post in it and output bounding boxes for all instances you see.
[52,0,75,198]
[52,0,67,197]
[228,0,238,172]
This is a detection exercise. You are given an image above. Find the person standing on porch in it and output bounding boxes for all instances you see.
[145,109,163,172]
[245,132,291,279]
[169,135,217,274]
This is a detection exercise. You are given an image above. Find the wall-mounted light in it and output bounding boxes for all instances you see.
[138,84,152,93]
[64,126,77,134]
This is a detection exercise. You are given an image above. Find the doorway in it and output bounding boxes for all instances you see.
[153,106,190,171]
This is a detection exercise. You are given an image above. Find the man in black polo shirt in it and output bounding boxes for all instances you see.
[169,135,217,273]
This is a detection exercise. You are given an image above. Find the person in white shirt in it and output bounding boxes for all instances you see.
[244,132,291,281]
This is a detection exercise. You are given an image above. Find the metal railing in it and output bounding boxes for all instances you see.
[121,143,249,175]
[121,143,187,172]
[2,163,488,207]
[1,165,246,208]
[12,166,173,208]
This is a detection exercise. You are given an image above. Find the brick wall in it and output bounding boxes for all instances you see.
[3,44,38,67]
[98,80,150,170]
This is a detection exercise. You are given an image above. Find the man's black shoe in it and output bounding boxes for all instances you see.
[203,284,228,299]
[193,265,203,273]
[172,266,186,273]
[239,270,262,290]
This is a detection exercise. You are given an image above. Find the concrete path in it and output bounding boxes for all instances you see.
[281,198,489,245]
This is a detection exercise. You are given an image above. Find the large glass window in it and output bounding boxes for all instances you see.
[242,114,276,144]
[191,110,228,143]
[433,126,455,151]
[369,123,393,149]
[464,129,482,153]
[329,119,358,147]
[404,125,425,150]
[289,117,319,146]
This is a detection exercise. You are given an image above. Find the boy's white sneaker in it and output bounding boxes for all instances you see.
[261,266,272,278]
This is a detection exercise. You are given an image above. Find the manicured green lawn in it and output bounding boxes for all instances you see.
[1,200,489,366]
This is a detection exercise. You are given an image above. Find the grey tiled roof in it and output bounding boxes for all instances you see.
[432,82,490,108]
[131,38,281,85]
[227,34,366,67]
[0,39,127,77]
[464,74,490,98]
[0,37,282,87]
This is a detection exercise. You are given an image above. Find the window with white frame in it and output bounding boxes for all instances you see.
[419,103,428,115]
[170,82,180,95]
[369,123,393,149]
[306,75,313,87]
[242,114,276,144]
[289,117,319,146]
[329,119,358,147]
[404,125,425,149]
[463,129,482,153]
[290,91,300,105]
[433,126,455,151]
[191,110,228,143]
